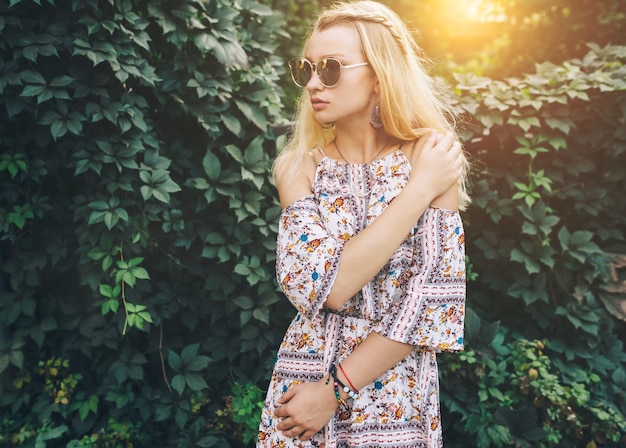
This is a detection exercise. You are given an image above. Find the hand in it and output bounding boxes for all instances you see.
[274,379,339,441]
[407,131,464,200]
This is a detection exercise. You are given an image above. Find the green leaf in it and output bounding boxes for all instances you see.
[181,343,200,362]
[202,150,221,181]
[168,350,182,370]
[21,85,45,96]
[488,387,505,401]
[175,407,188,429]
[171,374,186,394]
[185,373,208,391]
[137,311,153,323]
[570,230,593,246]
[187,355,211,371]
[9,349,24,369]
[102,299,119,314]
[50,121,68,140]
[20,71,46,84]
[236,101,267,130]
[132,267,150,280]
[37,425,69,441]
[99,284,114,296]
[220,113,242,136]
[224,144,244,164]
[232,296,254,309]
[252,307,269,325]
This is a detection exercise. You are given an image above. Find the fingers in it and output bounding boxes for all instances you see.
[414,131,461,165]
[407,130,464,200]
[276,415,294,432]
[444,141,463,185]
[449,141,462,165]
[414,130,437,153]
[413,131,455,159]
[450,141,464,174]
[276,415,307,439]
[279,427,301,439]
[433,133,462,170]
[433,131,455,152]
[277,424,315,441]
[274,391,294,419]
[277,387,295,405]
[274,402,286,418]
[274,403,315,440]
[300,430,316,441]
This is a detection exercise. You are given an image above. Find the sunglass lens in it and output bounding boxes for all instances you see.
[319,59,341,87]
[290,59,311,87]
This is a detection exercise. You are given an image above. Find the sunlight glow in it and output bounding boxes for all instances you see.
[426,0,509,61]
[463,0,484,21]
[449,0,507,23]
[476,0,507,22]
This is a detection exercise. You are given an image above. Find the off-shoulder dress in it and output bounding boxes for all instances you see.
[257,147,466,448]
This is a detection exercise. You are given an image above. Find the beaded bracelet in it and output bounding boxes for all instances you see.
[326,369,348,410]
[329,364,359,400]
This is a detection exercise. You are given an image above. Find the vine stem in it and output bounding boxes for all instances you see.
[119,242,130,335]
[159,322,172,393]
[121,280,128,335]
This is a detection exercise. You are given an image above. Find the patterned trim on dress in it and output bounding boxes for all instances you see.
[334,420,430,447]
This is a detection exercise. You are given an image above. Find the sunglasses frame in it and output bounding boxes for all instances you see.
[288,57,369,88]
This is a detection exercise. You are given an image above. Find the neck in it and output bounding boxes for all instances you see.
[333,131,389,164]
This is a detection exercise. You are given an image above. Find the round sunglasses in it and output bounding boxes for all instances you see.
[288,57,369,88]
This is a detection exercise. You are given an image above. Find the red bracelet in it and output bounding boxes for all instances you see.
[338,363,358,393]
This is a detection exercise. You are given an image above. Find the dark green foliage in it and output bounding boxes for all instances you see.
[0,0,290,445]
[440,44,626,447]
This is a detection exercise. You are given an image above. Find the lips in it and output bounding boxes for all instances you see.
[311,98,328,111]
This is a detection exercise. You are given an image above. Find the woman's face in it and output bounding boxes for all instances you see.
[304,24,378,127]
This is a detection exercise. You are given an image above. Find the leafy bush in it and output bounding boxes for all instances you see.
[213,380,265,445]
[0,0,290,445]
[441,44,626,447]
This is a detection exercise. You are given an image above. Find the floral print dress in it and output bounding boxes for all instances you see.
[257,148,466,448]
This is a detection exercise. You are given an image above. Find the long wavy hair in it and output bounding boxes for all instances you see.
[274,0,470,209]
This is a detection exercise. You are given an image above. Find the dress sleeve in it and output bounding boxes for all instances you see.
[372,207,466,352]
[275,195,344,322]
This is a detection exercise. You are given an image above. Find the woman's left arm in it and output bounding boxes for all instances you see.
[274,332,414,441]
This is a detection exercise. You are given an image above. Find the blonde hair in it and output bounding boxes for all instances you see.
[274,0,470,209]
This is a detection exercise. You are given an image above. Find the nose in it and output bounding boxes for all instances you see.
[307,65,324,90]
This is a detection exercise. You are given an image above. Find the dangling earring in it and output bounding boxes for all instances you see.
[369,101,382,129]
[322,122,335,129]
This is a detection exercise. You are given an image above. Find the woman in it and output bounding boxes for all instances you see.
[258,1,469,446]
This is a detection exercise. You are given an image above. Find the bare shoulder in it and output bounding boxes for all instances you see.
[275,149,319,208]
[431,184,459,211]
[400,137,419,159]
